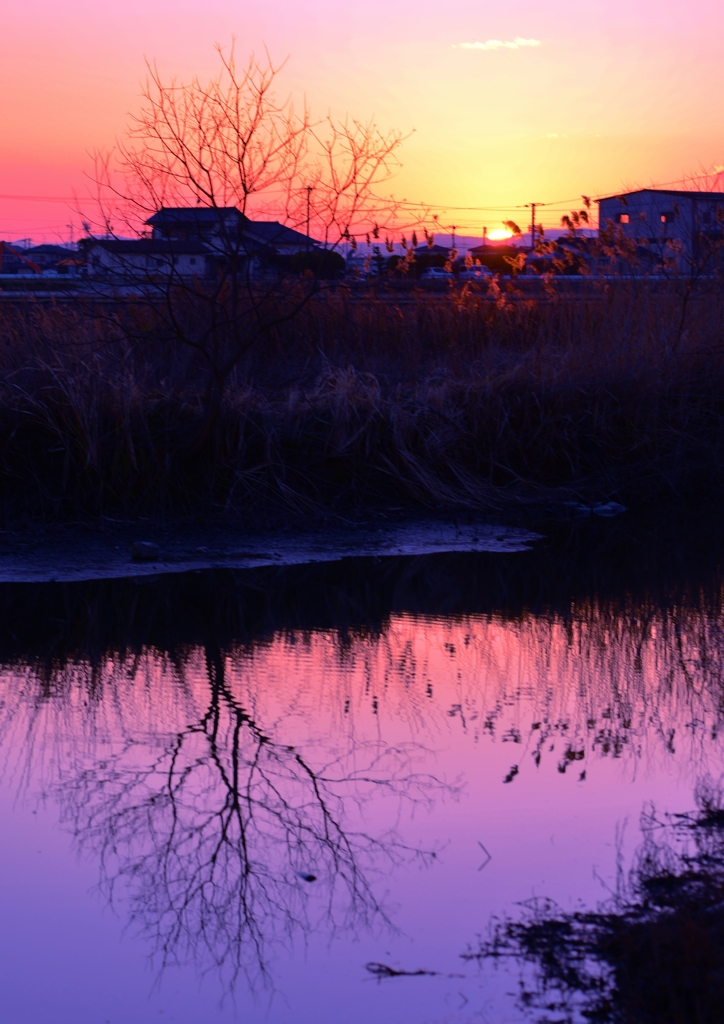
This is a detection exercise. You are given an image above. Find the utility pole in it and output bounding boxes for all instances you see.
[528,203,544,251]
[305,186,313,250]
[530,204,536,251]
[450,225,457,251]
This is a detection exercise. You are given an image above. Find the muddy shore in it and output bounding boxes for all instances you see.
[0,512,540,583]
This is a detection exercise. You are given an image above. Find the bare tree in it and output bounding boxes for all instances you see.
[83,44,408,435]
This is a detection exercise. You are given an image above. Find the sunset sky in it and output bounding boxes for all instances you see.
[2,0,723,242]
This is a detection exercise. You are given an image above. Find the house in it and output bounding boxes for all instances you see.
[414,244,455,258]
[597,189,724,267]
[83,208,327,281]
[467,242,527,275]
[0,242,40,275]
[146,207,242,244]
[83,239,212,279]
[146,207,317,256]
[26,244,78,274]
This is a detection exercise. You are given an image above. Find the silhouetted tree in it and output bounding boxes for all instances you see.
[85,44,407,436]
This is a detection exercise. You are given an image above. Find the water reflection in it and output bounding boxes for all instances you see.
[466,779,724,1023]
[0,520,723,1018]
[1,643,441,989]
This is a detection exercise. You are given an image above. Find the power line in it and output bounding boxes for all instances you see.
[0,194,78,203]
[372,170,724,215]
[2,165,723,210]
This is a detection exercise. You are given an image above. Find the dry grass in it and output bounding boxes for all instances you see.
[1,280,724,522]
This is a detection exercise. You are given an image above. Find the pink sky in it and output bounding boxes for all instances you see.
[2,0,724,242]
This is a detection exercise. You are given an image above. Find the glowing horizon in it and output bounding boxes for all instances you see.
[2,0,724,243]
[487,227,515,241]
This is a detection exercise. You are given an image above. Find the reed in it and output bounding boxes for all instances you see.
[1,281,723,522]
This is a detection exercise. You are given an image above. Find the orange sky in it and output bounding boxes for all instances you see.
[2,0,724,242]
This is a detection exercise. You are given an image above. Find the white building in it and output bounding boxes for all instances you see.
[84,239,212,279]
[597,189,724,267]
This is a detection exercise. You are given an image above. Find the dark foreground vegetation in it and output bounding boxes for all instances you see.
[469,781,724,1024]
[2,281,724,523]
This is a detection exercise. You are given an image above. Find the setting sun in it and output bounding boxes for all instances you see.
[487,227,515,241]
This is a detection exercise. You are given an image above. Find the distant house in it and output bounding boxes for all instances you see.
[83,208,326,281]
[26,244,85,275]
[414,244,455,258]
[145,207,317,256]
[83,239,212,279]
[467,242,527,274]
[597,189,724,266]
[468,243,509,260]
[0,243,39,275]
[25,244,64,268]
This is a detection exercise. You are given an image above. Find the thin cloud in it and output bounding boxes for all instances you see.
[455,37,541,51]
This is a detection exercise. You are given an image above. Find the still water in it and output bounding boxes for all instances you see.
[0,527,722,1023]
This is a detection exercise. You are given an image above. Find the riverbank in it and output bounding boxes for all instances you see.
[0,512,539,583]
[0,499,721,622]
[1,283,723,524]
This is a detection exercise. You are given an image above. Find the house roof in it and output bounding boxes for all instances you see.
[27,244,75,256]
[241,219,313,247]
[598,189,724,203]
[145,207,317,247]
[146,207,241,226]
[468,243,524,255]
[414,244,454,256]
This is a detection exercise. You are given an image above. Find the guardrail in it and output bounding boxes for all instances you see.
[0,273,720,305]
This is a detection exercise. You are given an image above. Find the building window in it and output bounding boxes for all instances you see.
[615,213,629,224]
[190,257,197,265]
[660,211,674,223]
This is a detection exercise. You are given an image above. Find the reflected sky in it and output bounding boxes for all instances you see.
[0,546,723,1023]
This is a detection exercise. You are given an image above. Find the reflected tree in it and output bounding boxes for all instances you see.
[56,643,439,989]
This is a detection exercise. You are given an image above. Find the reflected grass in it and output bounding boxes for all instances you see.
[467,780,724,1024]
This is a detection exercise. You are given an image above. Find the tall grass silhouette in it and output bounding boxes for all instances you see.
[1,279,723,520]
